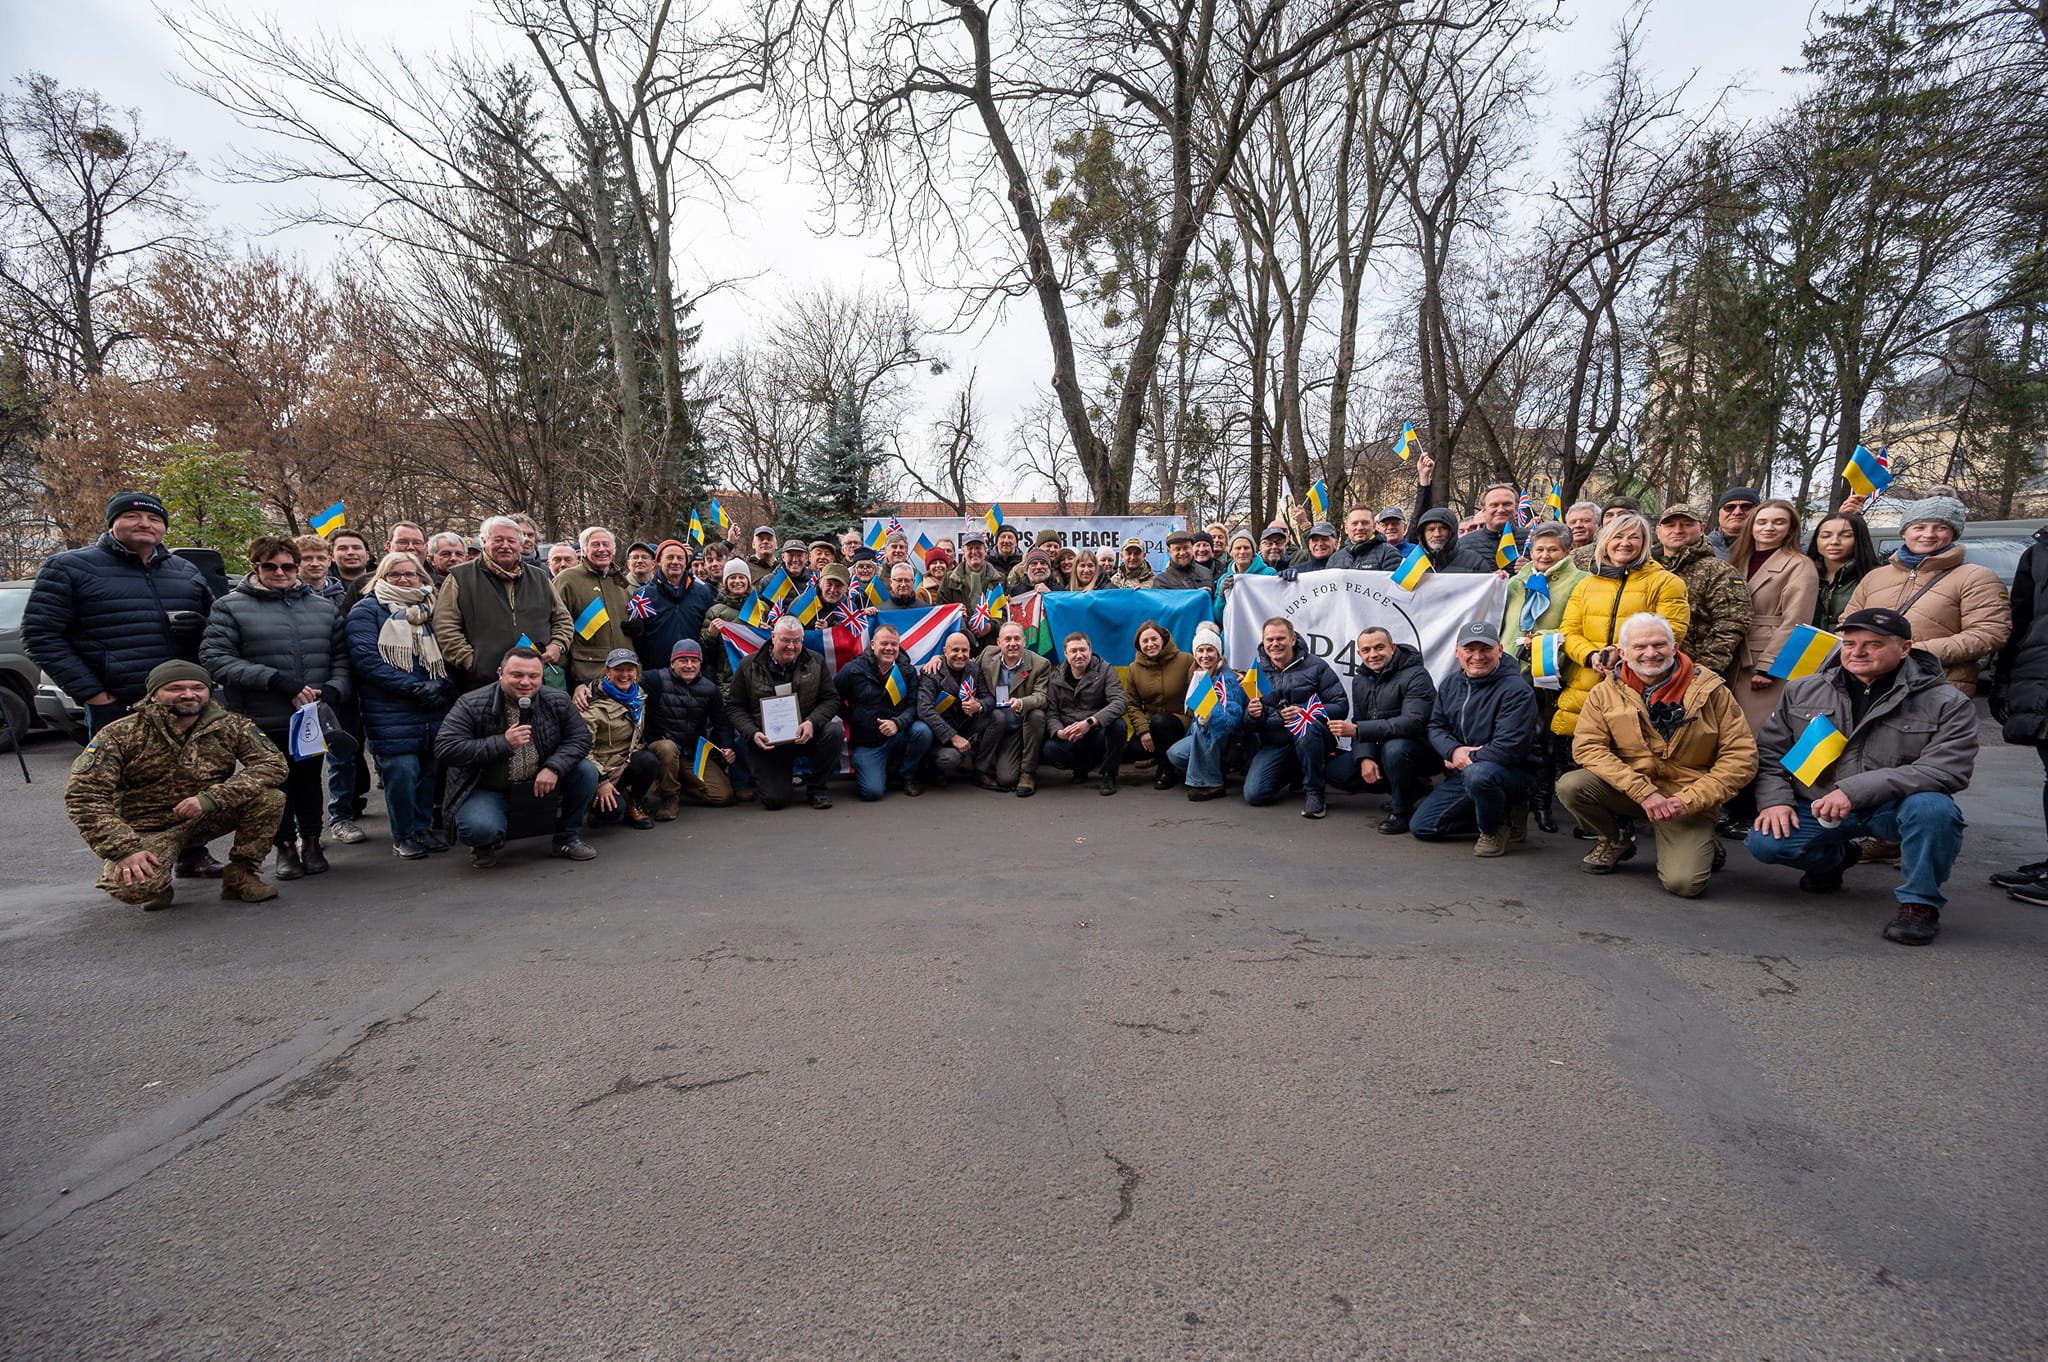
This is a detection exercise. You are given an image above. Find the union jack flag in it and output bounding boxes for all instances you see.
[1284,692,1328,738]
[1515,490,1533,528]
[961,672,977,702]
[829,599,866,630]
[626,592,658,621]
[970,597,993,634]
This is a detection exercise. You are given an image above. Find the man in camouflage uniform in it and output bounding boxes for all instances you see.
[64,660,287,910]
[1653,503,1753,677]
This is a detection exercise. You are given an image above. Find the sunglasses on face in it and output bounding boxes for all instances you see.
[258,560,299,573]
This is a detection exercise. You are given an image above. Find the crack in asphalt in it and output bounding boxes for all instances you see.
[1112,1020,1199,1037]
[1103,1150,1141,1226]
[572,1068,765,1111]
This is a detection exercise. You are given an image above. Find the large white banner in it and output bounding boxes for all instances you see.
[866,515,1186,569]
[1223,570,1511,687]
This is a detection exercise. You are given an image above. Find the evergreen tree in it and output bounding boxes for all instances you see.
[777,384,890,544]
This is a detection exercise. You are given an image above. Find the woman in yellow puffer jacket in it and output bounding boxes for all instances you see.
[1553,512,1691,736]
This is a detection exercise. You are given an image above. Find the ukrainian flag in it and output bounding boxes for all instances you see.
[982,583,1008,620]
[310,500,346,537]
[710,499,730,536]
[1187,670,1219,722]
[1240,665,1265,701]
[1394,422,1417,461]
[1393,544,1432,591]
[885,666,906,706]
[864,577,890,610]
[1768,625,1840,681]
[759,564,795,604]
[1782,713,1849,787]
[692,736,714,781]
[864,521,889,551]
[1531,632,1564,683]
[1306,480,1330,523]
[984,503,1004,537]
[787,582,822,626]
[1843,443,1892,496]
[1496,526,1520,570]
[573,595,610,640]
[912,532,935,569]
[687,509,704,545]
[739,592,773,627]
[1547,480,1563,514]
[517,633,536,649]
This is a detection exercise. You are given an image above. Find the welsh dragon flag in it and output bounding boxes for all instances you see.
[1010,589,1055,658]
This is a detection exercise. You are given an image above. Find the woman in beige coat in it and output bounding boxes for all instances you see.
[1731,499,1820,735]
[1844,496,2010,696]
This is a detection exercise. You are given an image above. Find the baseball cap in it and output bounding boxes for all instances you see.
[1308,520,1338,539]
[1840,607,1912,640]
[1455,619,1502,647]
[604,648,640,669]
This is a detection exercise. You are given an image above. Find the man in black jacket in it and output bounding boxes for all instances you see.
[1330,507,1405,571]
[642,640,739,813]
[836,624,933,800]
[729,617,842,811]
[1243,617,1350,817]
[1412,620,1542,855]
[434,646,600,867]
[1325,629,1436,834]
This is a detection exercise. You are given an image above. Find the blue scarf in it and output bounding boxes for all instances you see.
[1518,571,1551,633]
[1892,546,1929,570]
[599,677,643,724]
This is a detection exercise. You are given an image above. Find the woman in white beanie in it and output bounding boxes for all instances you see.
[1162,621,1245,800]
[1843,495,2010,695]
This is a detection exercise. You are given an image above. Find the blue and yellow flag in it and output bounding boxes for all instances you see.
[759,564,795,604]
[1768,626,1839,681]
[1531,632,1564,683]
[864,520,890,551]
[517,633,536,649]
[912,532,936,569]
[1547,480,1563,514]
[709,499,730,537]
[1187,670,1219,722]
[1240,665,1265,701]
[1306,479,1330,523]
[864,577,890,610]
[982,583,1008,620]
[738,591,773,627]
[786,582,822,627]
[1843,443,1892,496]
[1394,421,1418,461]
[692,736,714,781]
[1782,713,1849,787]
[687,509,704,545]
[1393,544,1432,591]
[983,503,1004,537]
[310,500,346,537]
[573,596,610,640]
[1496,525,1520,570]
[884,665,906,706]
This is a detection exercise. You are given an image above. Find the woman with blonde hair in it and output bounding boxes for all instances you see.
[1553,512,1690,740]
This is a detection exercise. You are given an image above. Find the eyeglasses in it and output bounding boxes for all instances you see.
[386,571,421,582]
[258,560,298,574]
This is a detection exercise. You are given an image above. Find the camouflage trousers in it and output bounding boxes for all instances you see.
[96,787,285,905]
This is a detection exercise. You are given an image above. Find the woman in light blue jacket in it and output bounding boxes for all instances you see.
[1164,622,1247,799]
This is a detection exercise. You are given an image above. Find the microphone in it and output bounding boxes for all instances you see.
[517,695,532,725]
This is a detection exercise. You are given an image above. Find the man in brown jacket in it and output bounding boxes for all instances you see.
[1559,612,1758,897]
[973,620,1054,794]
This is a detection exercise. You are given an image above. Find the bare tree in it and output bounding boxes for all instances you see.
[886,369,982,512]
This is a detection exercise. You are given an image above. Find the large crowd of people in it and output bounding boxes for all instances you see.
[25,460,2039,949]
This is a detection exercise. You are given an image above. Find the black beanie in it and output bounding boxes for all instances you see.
[106,491,170,527]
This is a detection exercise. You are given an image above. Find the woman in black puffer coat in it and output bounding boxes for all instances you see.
[200,535,352,879]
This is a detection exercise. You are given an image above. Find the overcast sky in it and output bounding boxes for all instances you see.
[4,0,1821,460]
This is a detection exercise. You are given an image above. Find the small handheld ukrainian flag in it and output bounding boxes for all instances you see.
[1240,665,1265,701]
[787,582,822,627]
[759,564,795,604]
[1531,632,1564,687]
[738,591,773,627]
[982,583,1008,620]
[709,498,731,538]
[1393,544,1432,591]
[1187,670,1219,722]
[1306,480,1330,523]
[1547,480,1563,514]
[692,736,714,781]
[1843,443,1892,496]
[983,503,1004,537]
[864,577,890,610]
[1782,712,1849,787]
[884,665,906,706]
[1496,525,1520,570]
[310,500,346,538]
[1394,421,1418,461]
[864,520,889,551]
[1768,625,1840,681]
[573,595,610,640]
[687,509,704,545]
[517,633,536,649]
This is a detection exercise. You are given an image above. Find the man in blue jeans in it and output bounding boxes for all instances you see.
[1412,620,1541,855]
[835,624,934,800]
[433,646,601,868]
[1243,617,1349,818]
[1745,607,1977,946]
[1324,626,1436,834]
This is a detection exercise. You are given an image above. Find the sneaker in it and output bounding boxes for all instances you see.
[1474,829,1508,858]
[1580,837,1624,874]
[470,842,500,869]
[552,837,598,861]
[1799,840,1860,893]
[174,851,225,879]
[2005,878,2048,906]
[1990,859,2048,889]
[393,837,428,861]
[1302,791,1327,819]
[1376,814,1409,835]
[1015,773,1036,798]
[328,819,367,845]
[1881,903,1940,946]
[416,829,450,853]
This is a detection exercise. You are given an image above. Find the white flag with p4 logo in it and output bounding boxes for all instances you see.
[288,700,327,760]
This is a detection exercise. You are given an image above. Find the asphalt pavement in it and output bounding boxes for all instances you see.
[1,715,2045,1360]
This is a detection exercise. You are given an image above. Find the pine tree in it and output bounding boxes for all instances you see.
[777,384,890,543]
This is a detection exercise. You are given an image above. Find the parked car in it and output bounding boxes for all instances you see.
[0,578,81,750]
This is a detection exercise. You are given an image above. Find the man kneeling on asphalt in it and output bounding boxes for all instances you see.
[1244,617,1349,818]
[1412,620,1541,855]
[435,645,601,867]
[918,630,988,788]
[1559,613,1757,896]
[1043,631,1129,795]
[64,660,286,910]
[1324,626,1435,834]
[728,616,842,811]
[1744,607,1976,946]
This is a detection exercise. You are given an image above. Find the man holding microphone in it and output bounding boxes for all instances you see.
[434,645,601,867]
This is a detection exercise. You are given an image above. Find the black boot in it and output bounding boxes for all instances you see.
[273,842,305,881]
[1530,785,1557,834]
[1099,767,1118,796]
[300,839,329,875]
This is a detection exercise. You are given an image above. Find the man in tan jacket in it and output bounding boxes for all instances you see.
[1558,612,1758,897]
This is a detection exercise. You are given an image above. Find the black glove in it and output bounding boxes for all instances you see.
[1989,686,2011,724]
[1277,567,1299,583]
[411,681,441,705]
[268,672,301,696]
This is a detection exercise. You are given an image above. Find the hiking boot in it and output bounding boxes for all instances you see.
[300,840,329,875]
[1377,814,1410,835]
[1507,804,1530,844]
[1615,833,1638,863]
[2007,878,2048,906]
[1882,903,1940,946]
[328,818,366,845]
[1187,785,1224,802]
[1990,859,2048,888]
[806,785,833,810]
[1302,791,1327,819]
[1015,773,1036,797]
[220,862,278,903]
[1580,837,1625,874]
[273,843,305,881]
[653,796,682,822]
[622,800,654,829]
[1856,836,1902,867]
[1474,829,1508,858]
[470,842,500,869]
[139,890,176,912]
[1799,840,1860,893]
[552,837,599,861]
[175,851,224,879]
[393,836,428,860]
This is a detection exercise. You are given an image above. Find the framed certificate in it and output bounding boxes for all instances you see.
[760,693,802,744]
